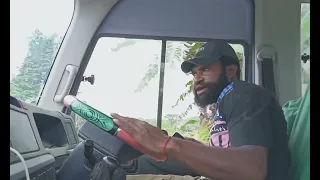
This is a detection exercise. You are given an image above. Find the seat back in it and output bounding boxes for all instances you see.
[56,142,90,180]
[282,85,310,180]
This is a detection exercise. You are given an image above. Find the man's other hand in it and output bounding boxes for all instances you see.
[111,113,168,156]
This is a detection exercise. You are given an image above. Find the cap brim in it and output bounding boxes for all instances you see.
[181,55,221,73]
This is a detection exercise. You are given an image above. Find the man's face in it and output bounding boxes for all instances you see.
[192,60,230,108]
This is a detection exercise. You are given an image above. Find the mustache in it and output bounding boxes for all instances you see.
[194,81,208,91]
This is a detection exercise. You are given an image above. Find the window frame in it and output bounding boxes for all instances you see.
[67,34,253,128]
[35,7,76,105]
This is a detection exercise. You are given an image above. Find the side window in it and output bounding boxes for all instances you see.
[10,0,74,105]
[301,3,310,95]
[76,38,162,131]
[10,110,39,154]
[75,38,244,144]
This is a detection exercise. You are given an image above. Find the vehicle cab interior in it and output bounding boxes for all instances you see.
[10,0,310,179]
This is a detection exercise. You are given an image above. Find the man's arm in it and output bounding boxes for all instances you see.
[184,137,205,144]
[166,138,267,180]
[166,87,272,180]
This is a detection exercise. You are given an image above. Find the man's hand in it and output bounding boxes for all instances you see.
[111,113,168,157]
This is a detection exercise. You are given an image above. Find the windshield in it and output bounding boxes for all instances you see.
[10,0,74,104]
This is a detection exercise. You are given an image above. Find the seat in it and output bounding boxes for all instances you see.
[282,85,310,180]
[56,142,91,180]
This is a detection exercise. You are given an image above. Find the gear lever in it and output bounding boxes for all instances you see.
[90,156,126,180]
[84,140,126,180]
[84,139,97,170]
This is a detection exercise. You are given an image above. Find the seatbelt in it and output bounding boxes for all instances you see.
[261,57,276,98]
[257,45,277,99]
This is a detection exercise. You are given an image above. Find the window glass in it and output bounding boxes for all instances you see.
[10,110,39,153]
[10,0,74,104]
[75,38,245,144]
[301,3,310,95]
[75,38,162,131]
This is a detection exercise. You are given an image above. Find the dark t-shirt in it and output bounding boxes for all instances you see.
[209,80,290,180]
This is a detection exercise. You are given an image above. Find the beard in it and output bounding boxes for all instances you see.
[194,71,230,108]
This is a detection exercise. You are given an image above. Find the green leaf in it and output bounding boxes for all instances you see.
[179,94,184,101]
[179,119,198,131]
[185,80,193,87]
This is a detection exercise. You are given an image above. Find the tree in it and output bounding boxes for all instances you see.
[10,30,62,104]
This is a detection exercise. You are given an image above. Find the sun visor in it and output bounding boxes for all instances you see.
[97,0,254,44]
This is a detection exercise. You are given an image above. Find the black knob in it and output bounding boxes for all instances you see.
[84,140,94,153]
[301,53,310,63]
[82,75,95,85]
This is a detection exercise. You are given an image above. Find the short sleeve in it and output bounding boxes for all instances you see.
[223,85,273,148]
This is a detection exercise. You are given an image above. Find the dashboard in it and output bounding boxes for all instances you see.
[10,96,79,180]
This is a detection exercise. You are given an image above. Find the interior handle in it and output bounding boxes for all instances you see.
[54,65,78,103]
[256,45,277,63]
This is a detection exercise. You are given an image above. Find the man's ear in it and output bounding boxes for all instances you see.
[225,64,238,81]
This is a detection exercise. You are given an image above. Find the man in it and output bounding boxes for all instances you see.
[111,40,290,180]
